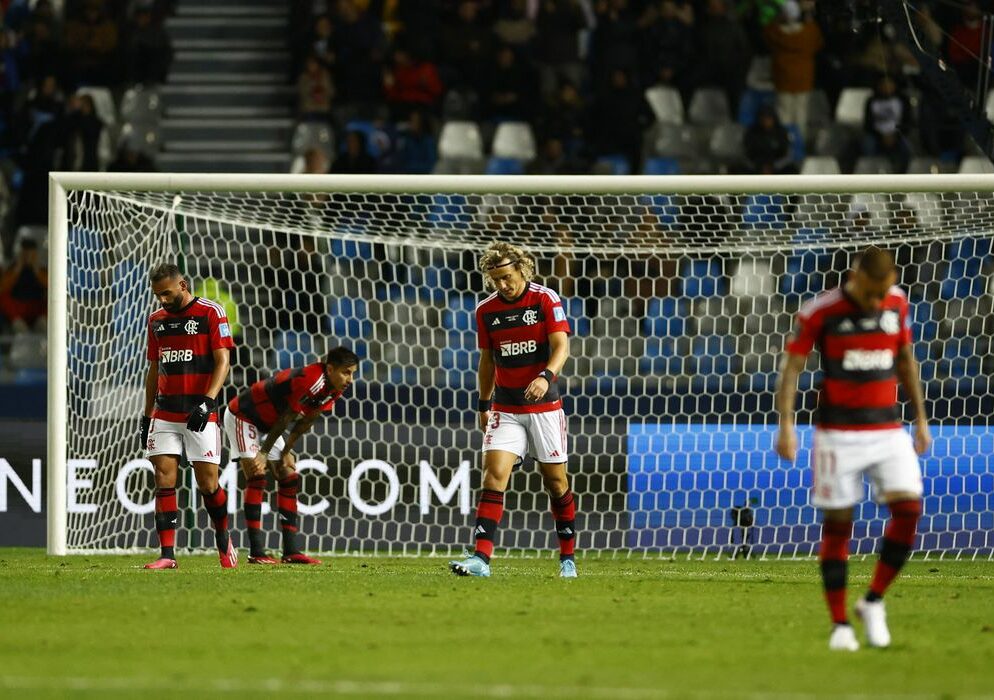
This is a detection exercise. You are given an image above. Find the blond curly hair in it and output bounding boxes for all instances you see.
[478,242,536,290]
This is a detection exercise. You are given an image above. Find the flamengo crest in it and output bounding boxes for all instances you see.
[521,309,538,325]
[184,319,199,335]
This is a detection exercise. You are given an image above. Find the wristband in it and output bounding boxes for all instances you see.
[478,398,492,412]
[538,369,556,383]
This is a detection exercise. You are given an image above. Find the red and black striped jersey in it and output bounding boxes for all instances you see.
[228,362,342,431]
[147,297,234,422]
[476,282,571,414]
[786,285,912,430]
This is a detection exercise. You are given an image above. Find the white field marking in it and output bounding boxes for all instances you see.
[1,676,991,700]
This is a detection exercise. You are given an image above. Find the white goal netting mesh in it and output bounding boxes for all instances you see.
[61,182,994,558]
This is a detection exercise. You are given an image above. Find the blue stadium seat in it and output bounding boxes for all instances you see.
[343,120,391,158]
[442,294,476,332]
[594,154,631,175]
[427,194,472,229]
[643,157,681,175]
[328,297,372,340]
[743,194,789,230]
[485,156,525,175]
[638,195,680,225]
[911,301,938,341]
[940,237,992,298]
[14,367,47,385]
[680,259,725,297]
[939,338,981,378]
[329,239,375,260]
[780,256,825,303]
[737,88,775,126]
[273,330,315,369]
[644,297,688,337]
[68,227,104,299]
[561,297,591,336]
[785,124,805,164]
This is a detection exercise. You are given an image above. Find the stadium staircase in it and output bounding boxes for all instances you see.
[160,0,294,173]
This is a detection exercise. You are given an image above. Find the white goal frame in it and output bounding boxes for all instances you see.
[47,172,994,555]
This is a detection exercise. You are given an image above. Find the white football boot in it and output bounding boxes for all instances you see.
[855,598,891,648]
[828,624,860,651]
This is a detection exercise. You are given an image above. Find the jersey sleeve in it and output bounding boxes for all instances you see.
[208,306,236,351]
[785,306,821,357]
[146,317,159,362]
[291,364,329,413]
[476,306,491,350]
[542,292,572,335]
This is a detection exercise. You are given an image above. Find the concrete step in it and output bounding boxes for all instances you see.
[176,2,288,17]
[161,84,294,109]
[158,151,291,173]
[170,71,286,84]
[161,117,295,145]
[165,139,286,153]
[173,50,290,75]
[174,38,286,51]
[166,16,286,42]
[165,105,292,119]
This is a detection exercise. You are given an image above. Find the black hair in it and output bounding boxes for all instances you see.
[326,346,360,368]
[149,263,182,283]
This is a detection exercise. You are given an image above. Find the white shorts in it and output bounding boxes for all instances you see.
[811,428,923,509]
[483,409,568,464]
[145,418,222,465]
[222,408,284,461]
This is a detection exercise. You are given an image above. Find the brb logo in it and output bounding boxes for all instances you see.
[184,319,199,335]
[521,309,538,325]
[842,349,894,371]
[161,349,194,363]
[500,340,537,357]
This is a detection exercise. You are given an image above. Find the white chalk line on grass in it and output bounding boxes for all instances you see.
[1,675,991,700]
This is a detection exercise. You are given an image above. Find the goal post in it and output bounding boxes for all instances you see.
[47,172,994,558]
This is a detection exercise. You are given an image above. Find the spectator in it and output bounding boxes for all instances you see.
[0,238,47,332]
[863,74,911,173]
[393,110,437,174]
[310,14,336,71]
[108,142,157,172]
[764,0,823,138]
[590,0,641,92]
[589,67,645,169]
[383,44,443,121]
[947,0,984,86]
[536,79,588,158]
[483,45,535,122]
[64,0,120,86]
[439,0,494,90]
[638,0,695,99]
[21,0,61,80]
[744,104,796,174]
[917,81,961,160]
[332,130,378,173]
[124,3,173,85]
[298,53,335,120]
[300,146,331,175]
[528,135,586,174]
[534,0,589,102]
[60,93,104,171]
[696,0,751,115]
[333,0,386,115]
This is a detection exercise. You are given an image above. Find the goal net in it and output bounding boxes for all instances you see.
[48,174,994,559]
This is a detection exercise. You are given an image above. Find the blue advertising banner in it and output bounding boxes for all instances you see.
[628,424,994,555]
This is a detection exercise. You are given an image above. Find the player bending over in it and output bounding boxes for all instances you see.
[225,346,359,564]
[775,246,930,651]
[449,242,577,578]
[142,264,236,570]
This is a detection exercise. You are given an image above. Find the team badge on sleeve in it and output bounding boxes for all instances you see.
[219,323,232,338]
[553,306,566,322]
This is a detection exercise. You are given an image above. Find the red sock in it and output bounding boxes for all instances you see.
[277,473,300,554]
[550,490,576,560]
[201,486,230,552]
[819,519,852,625]
[473,489,504,562]
[154,487,178,558]
[869,500,922,599]
[244,475,266,555]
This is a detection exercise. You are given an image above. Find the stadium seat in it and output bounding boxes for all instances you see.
[438,121,484,160]
[813,123,854,159]
[958,156,994,173]
[432,157,485,174]
[680,259,725,298]
[442,294,476,332]
[642,157,680,175]
[652,124,697,159]
[742,194,789,229]
[273,330,315,369]
[688,88,731,126]
[427,193,472,229]
[912,301,938,341]
[328,297,372,340]
[485,156,525,175]
[854,156,893,174]
[807,90,832,131]
[491,121,536,161]
[561,297,592,336]
[745,55,773,91]
[119,86,161,126]
[800,156,840,175]
[906,156,957,174]
[780,255,825,303]
[729,258,775,298]
[709,123,746,165]
[644,297,688,337]
[785,124,805,163]
[118,122,160,155]
[329,239,374,260]
[637,194,680,224]
[834,87,873,127]
[291,121,335,156]
[644,85,684,125]
[737,88,775,127]
[593,154,631,175]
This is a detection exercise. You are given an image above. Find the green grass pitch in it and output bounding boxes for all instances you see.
[0,548,992,699]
